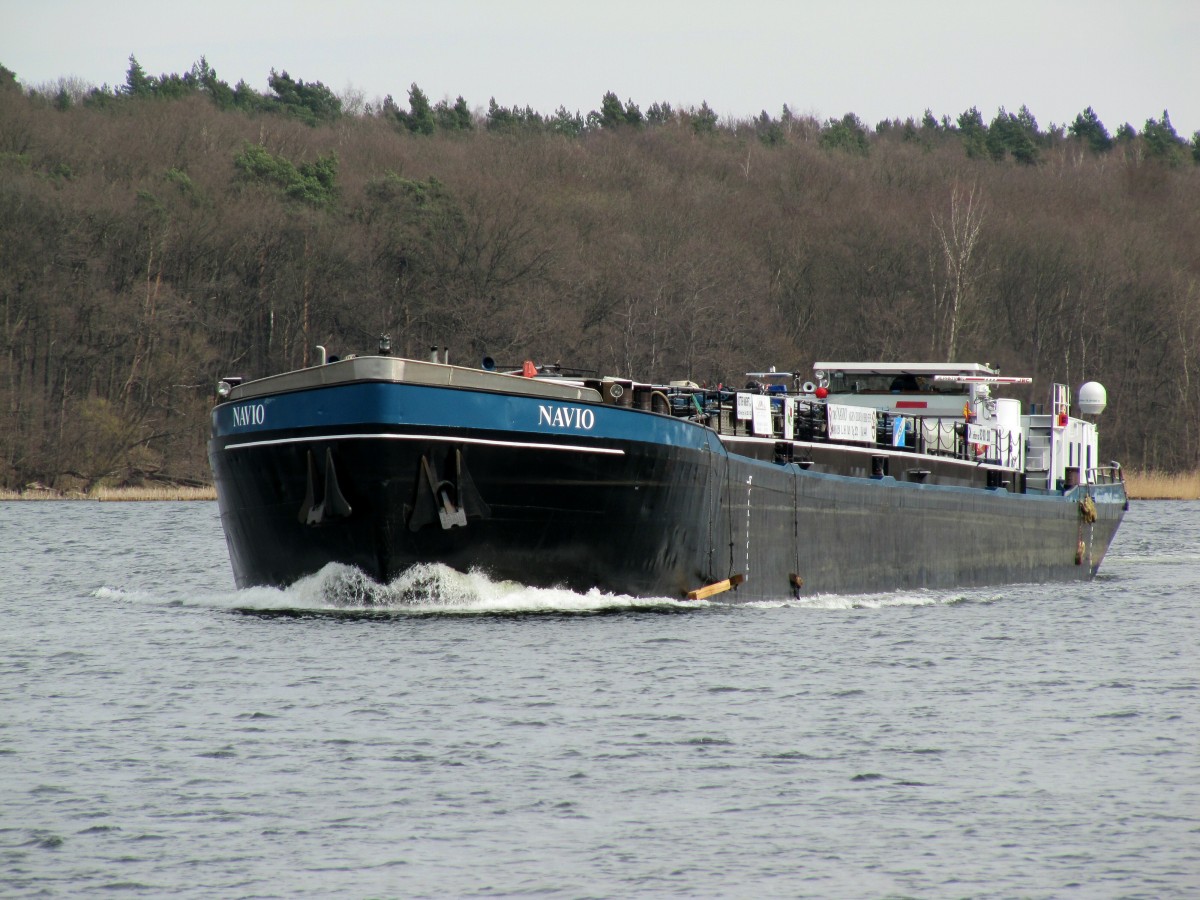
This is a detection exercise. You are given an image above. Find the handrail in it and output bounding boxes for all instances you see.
[1087,466,1124,485]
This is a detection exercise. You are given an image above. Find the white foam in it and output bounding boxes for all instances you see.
[293,562,693,614]
[99,563,692,614]
[94,563,1000,614]
[92,585,154,603]
[744,590,955,611]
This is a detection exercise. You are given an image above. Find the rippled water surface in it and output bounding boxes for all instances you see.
[2,500,1197,898]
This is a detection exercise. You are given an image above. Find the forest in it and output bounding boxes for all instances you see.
[2,57,1199,490]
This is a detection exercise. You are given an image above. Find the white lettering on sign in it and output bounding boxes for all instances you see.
[537,405,596,430]
[751,395,773,436]
[966,423,998,449]
[736,393,753,421]
[826,403,877,443]
[232,403,266,427]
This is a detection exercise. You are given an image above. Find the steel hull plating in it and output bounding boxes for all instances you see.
[210,377,1126,600]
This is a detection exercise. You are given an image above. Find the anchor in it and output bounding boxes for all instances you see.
[408,448,490,532]
[298,447,353,525]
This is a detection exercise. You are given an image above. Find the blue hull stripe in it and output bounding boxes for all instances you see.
[213,381,706,449]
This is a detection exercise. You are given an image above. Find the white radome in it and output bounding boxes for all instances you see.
[1078,381,1107,415]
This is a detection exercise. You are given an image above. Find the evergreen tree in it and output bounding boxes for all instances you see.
[154,72,193,100]
[756,110,784,145]
[187,57,234,109]
[267,69,341,125]
[434,96,473,131]
[83,85,118,109]
[1143,110,1187,165]
[819,113,869,155]
[1016,105,1039,137]
[623,98,644,128]
[646,102,674,126]
[123,55,154,97]
[404,83,435,135]
[691,101,718,135]
[514,105,544,129]
[486,97,516,131]
[598,91,625,129]
[1068,106,1112,153]
[957,106,987,158]
[550,106,584,137]
[233,143,338,206]
[453,96,473,130]
[987,107,1038,164]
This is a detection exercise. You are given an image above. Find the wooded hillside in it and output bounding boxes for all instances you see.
[2,59,1199,489]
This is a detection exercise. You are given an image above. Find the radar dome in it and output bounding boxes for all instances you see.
[1077,381,1107,415]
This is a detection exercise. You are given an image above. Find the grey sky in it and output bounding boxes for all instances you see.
[4,0,1197,136]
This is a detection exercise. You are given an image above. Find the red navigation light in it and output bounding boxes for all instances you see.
[815,386,829,399]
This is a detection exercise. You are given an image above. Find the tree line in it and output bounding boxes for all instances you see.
[1,57,1198,490]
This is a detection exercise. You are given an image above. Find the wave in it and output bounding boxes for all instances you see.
[746,590,972,611]
[94,563,982,616]
[96,563,694,616]
[278,562,696,615]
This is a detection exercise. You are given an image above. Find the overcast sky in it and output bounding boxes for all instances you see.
[5,0,1198,137]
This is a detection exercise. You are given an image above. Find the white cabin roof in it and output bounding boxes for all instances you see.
[813,362,999,377]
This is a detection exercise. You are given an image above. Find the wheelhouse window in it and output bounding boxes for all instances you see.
[826,373,963,395]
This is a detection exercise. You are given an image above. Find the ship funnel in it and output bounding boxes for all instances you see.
[1077,381,1107,415]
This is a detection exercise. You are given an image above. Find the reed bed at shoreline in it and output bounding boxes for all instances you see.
[1122,470,1200,500]
[2,473,1196,502]
[0,485,217,501]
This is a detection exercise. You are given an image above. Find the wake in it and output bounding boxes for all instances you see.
[96,562,695,615]
[94,561,980,615]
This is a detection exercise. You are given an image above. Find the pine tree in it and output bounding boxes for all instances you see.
[403,83,435,135]
[819,113,869,155]
[123,55,154,97]
[691,101,718,135]
[957,106,987,159]
[1068,107,1112,154]
[1143,110,1187,165]
[598,91,625,129]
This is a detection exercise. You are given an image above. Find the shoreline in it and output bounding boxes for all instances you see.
[1,471,1196,502]
[0,485,217,502]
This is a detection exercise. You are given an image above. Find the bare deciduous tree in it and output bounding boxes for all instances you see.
[930,180,986,361]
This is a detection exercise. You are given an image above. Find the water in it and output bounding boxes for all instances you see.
[1,501,1196,898]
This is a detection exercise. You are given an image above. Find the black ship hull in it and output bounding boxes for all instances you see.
[209,363,1126,601]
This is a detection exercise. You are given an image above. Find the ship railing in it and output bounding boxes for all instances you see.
[662,387,1025,469]
[1087,465,1124,485]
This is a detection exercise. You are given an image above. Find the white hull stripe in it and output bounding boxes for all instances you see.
[224,432,626,456]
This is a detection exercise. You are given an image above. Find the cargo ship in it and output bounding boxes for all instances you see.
[208,346,1127,601]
